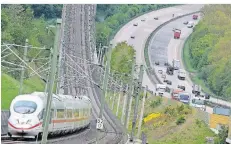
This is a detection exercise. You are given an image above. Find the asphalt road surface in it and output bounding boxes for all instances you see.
[113,4,204,94]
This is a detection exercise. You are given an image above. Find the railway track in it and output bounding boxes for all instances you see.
[2,4,125,144]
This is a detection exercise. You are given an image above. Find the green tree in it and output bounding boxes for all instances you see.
[110,41,135,82]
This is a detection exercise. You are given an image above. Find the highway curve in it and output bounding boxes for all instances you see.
[147,9,231,109]
[113,4,204,93]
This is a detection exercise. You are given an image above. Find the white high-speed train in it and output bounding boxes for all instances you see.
[8,92,92,139]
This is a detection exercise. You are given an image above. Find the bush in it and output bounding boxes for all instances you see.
[164,106,176,117]
[150,97,163,108]
[176,115,186,125]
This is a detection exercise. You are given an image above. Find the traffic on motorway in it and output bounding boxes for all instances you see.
[123,8,231,113]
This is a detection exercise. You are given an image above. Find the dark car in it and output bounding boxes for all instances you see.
[178,85,185,91]
[183,21,188,24]
[141,19,146,22]
[131,36,135,39]
[154,17,158,20]
[166,80,172,85]
[133,23,138,26]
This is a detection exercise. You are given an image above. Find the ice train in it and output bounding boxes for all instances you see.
[8,92,92,139]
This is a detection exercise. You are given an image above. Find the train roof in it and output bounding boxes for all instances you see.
[30,92,91,103]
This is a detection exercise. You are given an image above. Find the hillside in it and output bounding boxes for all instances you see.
[184,5,231,100]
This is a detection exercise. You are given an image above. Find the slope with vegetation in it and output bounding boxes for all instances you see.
[142,96,218,144]
[183,5,231,100]
[1,5,58,109]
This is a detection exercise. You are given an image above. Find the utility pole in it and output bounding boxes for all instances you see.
[41,19,61,144]
[126,89,133,129]
[121,84,128,124]
[111,74,118,110]
[124,56,136,128]
[99,42,112,119]
[45,52,52,93]
[19,39,29,95]
[137,85,147,138]
[116,81,123,117]
[130,65,144,142]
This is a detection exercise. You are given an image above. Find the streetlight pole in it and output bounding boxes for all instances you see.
[41,19,61,144]
[19,39,29,95]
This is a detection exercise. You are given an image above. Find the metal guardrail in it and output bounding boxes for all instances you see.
[144,11,201,85]
[1,110,10,136]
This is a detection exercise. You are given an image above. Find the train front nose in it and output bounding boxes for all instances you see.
[8,118,40,137]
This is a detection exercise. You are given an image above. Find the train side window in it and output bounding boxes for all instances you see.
[79,109,83,117]
[57,109,64,118]
[74,109,79,118]
[67,109,72,118]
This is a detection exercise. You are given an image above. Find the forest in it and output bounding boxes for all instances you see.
[187,5,231,99]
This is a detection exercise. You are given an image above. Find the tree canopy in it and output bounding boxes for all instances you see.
[110,41,135,82]
[187,5,231,99]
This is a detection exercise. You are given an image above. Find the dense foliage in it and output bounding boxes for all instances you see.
[187,5,231,99]
[110,42,135,82]
[1,5,54,48]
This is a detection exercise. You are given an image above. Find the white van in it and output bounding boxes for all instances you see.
[187,21,194,28]
[190,97,206,111]
[172,59,180,70]
[155,84,166,96]
[178,69,186,80]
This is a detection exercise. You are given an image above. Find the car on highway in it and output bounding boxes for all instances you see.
[187,21,194,28]
[130,35,135,39]
[183,21,189,24]
[178,69,186,80]
[190,97,206,111]
[155,84,166,96]
[133,23,138,26]
[178,84,185,91]
[141,18,146,22]
[178,92,191,104]
[154,17,158,20]
[163,79,172,85]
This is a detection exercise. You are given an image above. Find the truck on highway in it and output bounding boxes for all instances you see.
[154,84,166,96]
[192,84,201,96]
[173,28,181,39]
[178,69,186,80]
[172,59,180,70]
[178,92,191,104]
[171,89,183,100]
[190,97,206,111]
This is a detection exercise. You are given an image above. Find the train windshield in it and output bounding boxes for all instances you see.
[13,100,37,114]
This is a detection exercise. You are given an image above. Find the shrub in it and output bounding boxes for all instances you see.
[176,115,186,125]
[164,106,176,117]
[150,97,163,108]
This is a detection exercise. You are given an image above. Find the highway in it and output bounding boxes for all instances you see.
[113,4,203,94]
[148,12,231,109]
